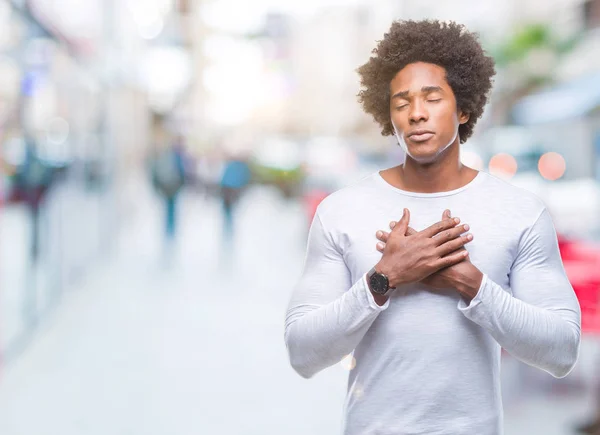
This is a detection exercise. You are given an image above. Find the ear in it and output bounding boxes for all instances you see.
[458,111,470,125]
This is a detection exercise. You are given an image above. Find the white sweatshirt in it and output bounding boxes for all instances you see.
[284,170,581,435]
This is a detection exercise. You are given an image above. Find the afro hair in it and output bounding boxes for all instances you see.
[357,20,496,143]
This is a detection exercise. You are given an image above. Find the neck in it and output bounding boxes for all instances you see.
[386,139,477,194]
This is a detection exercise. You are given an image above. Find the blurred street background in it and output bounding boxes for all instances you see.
[0,0,600,433]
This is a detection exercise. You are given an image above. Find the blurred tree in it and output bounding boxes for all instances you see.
[494,24,579,66]
[487,23,583,125]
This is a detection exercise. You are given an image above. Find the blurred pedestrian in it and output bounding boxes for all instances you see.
[11,135,57,326]
[219,156,251,239]
[284,20,581,435]
[13,136,54,262]
[151,135,187,244]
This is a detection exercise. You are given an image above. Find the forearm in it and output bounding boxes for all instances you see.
[284,275,388,378]
[460,275,581,378]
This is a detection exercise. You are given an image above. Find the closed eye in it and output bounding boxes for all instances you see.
[428,99,442,103]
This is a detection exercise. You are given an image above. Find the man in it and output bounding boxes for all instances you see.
[219,155,251,238]
[284,20,581,435]
[151,135,187,243]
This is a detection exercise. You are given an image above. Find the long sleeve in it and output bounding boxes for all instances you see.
[284,210,389,379]
[459,208,581,378]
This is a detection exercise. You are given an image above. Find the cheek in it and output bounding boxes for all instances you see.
[439,107,460,130]
[431,110,460,144]
[390,110,404,123]
[390,113,406,134]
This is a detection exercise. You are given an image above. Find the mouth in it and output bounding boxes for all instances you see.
[407,130,435,143]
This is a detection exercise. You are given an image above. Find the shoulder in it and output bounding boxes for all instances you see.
[479,171,547,222]
[315,173,380,225]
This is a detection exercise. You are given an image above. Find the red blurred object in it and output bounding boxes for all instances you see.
[302,189,329,224]
[558,234,600,334]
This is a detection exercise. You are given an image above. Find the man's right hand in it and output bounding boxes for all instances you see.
[375,208,471,288]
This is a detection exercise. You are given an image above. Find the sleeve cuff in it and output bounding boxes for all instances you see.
[457,273,488,313]
[361,274,390,311]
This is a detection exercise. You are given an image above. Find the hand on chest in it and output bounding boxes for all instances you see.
[339,207,516,289]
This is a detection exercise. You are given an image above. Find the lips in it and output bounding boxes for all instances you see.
[407,130,435,143]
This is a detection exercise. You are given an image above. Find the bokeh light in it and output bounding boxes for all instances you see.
[538,152,566,181]
[138,18,164,40]
[340,354,356,371]
[45,117,70,145]
[352,384,364,399]
[461,149,484,171]
[488,153,518,179]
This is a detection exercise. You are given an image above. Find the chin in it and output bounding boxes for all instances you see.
[406,150,445,165]
[406,143,438,155]
[406,140,453,162]
[407,154,440,165]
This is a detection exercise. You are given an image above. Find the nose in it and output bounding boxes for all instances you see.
[409,99,428,124]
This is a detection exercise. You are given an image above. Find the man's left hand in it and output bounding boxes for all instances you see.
[375,209,483,300]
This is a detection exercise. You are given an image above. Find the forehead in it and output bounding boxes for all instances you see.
[390,62,449,93]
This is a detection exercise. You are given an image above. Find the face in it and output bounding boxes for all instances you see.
[389,62,469,164]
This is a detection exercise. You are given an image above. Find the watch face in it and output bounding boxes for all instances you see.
[369,273,389,295]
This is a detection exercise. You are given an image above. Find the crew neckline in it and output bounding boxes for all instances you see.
[373,170,485,198]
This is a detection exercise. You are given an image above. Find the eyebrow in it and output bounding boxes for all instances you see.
[391,86,444,100]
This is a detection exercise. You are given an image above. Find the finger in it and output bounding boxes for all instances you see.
[422,217,460,239]
[436,233,474,257]
[376,242,385,253]
[390,220,416,236]
[376,230,390,242]
[443,209,451,219]
[432,224,470,247]
[392,208,410,234]
[436,249,470,269]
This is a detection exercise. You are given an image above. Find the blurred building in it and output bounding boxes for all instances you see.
[0,0,198,362]
[508,0,600,181]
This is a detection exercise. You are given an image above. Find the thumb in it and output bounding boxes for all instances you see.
[396,208,410,234]
[442,209,451,220]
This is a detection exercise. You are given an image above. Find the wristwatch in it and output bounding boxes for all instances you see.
[367,266,395,295]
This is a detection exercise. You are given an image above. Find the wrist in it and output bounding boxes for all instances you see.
[365,273,390,306]
[366,264,393,305]
[371,292,389,307]
[455,267,483,302]
[374,260,403,288]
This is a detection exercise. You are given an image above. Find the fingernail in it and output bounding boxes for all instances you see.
[453,217,460,224]
[464,224,470,231]
[390,222,396,228]
[376,231,382,238]
[377,243,384,250]
[467,234,473,241]
[447,210,451,217]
